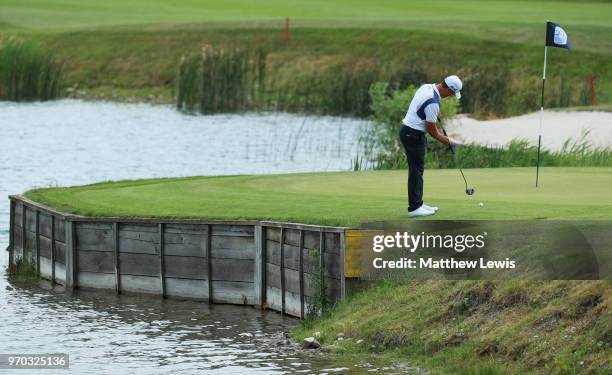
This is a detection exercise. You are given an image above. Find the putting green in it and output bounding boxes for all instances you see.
[24,167,612,226]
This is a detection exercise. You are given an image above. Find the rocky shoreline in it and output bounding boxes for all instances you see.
[253,330,429,374]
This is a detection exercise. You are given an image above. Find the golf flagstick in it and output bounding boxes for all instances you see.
[536,21,571,187]
[536,46,547,188]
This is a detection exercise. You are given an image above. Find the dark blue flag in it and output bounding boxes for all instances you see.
[546,21,571,49]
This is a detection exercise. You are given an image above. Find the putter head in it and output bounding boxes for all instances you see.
[466,188,475,196]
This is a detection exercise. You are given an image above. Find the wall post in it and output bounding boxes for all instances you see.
[159,223,166,298]
[280,226,286,315]
[254,224,264,308]
[113,222,121,294]
[21,204,26,262]
[8,200,15,273]
[298,229,305,319]
[35,210,40,276]
[340,231,346,300]
[207,224,213,304]
[65,220,77,290]
[51,215,55,284]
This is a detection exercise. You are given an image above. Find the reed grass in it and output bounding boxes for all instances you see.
[0,38,63,101]
[373,139,612,170]
[268,63,380,116]
[176,41,599,118]
[306,248,329,319]
[176,46,267,113]
[176,45,380,116]
[10,258,38,282]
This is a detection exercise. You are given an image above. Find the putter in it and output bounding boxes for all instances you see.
[440,123,475,196]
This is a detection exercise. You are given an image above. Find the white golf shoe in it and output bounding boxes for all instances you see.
[422,203,438,212]
[408,205,436,218]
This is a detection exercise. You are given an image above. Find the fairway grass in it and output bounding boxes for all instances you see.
[2,1,610,115]
[24,167,612,226]
[2,1,610,54]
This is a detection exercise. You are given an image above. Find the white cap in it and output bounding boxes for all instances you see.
[444,75,462,99]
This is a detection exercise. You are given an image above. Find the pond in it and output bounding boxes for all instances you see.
[0,100,376,373]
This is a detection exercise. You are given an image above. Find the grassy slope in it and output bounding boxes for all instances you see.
[24,168,612,225]
[1,1,610,113]
[1,1,610,47]
[293,280,611,374]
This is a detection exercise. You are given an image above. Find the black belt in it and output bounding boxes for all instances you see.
[403,125,425,135]
[403,125,425,134]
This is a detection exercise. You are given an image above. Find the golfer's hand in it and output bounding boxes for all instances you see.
[448,137,463,146]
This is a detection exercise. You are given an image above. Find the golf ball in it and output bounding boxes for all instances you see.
[479,202,484,207]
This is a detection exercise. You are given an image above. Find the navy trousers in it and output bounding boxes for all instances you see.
[399,125,427,212]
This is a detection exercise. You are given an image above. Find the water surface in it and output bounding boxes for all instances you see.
[0,100,372,373]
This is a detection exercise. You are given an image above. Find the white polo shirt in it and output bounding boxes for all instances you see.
[402,84,440,132]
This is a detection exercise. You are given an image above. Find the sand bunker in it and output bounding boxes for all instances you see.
[449,110,612,151]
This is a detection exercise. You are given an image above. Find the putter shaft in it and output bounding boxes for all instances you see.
[441,127,470,192]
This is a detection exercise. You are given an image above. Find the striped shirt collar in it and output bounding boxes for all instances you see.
[432,83,440,97]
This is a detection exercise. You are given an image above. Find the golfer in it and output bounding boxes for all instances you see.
[400,75,463,218]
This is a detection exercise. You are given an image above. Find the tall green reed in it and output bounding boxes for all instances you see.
[269,64,379,116]
[175,43,602,118]
[177,48,380,116]
[374,139,612,170]
[176,45,267,113]
[0,38,63,101]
